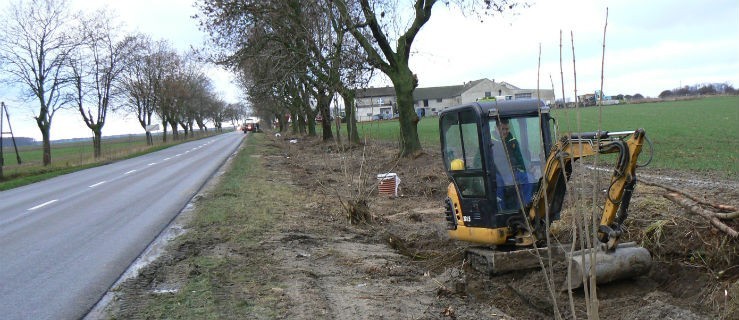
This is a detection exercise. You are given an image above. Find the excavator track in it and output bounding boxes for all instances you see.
[466,244,568,275]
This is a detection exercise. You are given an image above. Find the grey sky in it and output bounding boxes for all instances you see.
[2,0,736,140]
[410,0,738,98]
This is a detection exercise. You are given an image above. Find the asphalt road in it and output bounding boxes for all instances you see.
[0,131,245,320]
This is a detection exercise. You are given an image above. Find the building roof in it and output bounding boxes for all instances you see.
[355,86,395,98]
[356,79,489,100]
[413,84,463,100]
[498,81,520,90]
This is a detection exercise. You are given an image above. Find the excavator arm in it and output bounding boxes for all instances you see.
[528,129,647,250]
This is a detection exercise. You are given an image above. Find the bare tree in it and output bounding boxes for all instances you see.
[69,9,135,157]
[175,55,212,138]
[119,36,157,145]
[331,0,429,157]
[196,1,313,133]
[333,0,518,157]
[0,0,78,165]
[196,0,368,143]
[149,48,183,142]
[119,38,175,145]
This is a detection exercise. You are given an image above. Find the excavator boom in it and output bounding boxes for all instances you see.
[528,129,647,249]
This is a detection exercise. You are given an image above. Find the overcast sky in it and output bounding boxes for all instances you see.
[411,0,738,100]
[1,0,737,141]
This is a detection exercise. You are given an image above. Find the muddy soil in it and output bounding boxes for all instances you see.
[110,132,739,319]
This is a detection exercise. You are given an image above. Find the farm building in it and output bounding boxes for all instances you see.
[354,78,555,121]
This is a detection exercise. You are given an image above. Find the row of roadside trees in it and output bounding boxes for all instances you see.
[0,0,244,166]
[195,0,518,157]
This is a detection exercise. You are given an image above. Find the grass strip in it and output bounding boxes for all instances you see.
[107,134,299,319]
[113,133,297,319]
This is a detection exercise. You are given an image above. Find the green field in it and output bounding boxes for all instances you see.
[356,96,739,176]
[4,136,151,165]
[553,96,738,175]
[0,130,228,190]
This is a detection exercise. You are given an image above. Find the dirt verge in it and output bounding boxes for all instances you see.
[104,132,739,319]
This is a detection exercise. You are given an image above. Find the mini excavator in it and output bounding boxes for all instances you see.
[439,99,652,288]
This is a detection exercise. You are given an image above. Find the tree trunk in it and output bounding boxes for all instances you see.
[392,68,422,157]
[279,113,288,132]
[41,127,51,166]
[146,131,153,146]
[93,129,102,158]
[334,112,342,145]
[318,93,333,141]
[307,108,316,136]
[340,89,360,144]
[290,111,299,134]
[169,121,179,140]
[297,106,307,135]
[180,122,189,138]
[162,119,168,143]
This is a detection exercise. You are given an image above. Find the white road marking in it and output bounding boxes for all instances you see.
[175,154,182,157]
[124,170,136,175]
[89,181,106,188]
[163,157,171,161]
[28,200,58,211]
[148,163,157,166]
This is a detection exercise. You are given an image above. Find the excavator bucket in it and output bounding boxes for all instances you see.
[567,242,652,288]
[466,242,651,288]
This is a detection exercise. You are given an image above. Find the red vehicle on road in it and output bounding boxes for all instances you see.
[241,121,260,133]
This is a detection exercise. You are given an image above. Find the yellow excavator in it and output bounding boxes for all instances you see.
[439,99,652,288]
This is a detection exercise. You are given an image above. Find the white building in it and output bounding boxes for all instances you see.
[354,78,555,121]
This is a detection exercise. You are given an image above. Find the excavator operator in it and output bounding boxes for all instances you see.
[493,118,532,210]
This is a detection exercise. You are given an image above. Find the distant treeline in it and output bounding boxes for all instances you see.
[1,137,36,147]
[659,82,736,99]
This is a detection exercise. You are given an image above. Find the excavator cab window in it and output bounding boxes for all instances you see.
[441,109,486,198]
[490,116,545,211]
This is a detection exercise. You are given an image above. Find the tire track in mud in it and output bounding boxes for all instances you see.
[265,230,450,319]
[584,165,739,190]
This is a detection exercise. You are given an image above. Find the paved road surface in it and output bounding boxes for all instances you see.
[0,131,245,319]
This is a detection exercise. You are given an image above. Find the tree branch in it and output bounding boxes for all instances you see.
[664,193,738,238]
[641,178,737,214]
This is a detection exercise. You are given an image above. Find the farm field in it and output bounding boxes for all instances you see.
[358,96,738,176]
[553,96,738,175]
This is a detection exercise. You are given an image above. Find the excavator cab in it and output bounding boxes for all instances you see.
[440,99,556,245]
[439,99,652,287]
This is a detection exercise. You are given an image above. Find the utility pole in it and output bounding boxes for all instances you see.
[1,101,23,178]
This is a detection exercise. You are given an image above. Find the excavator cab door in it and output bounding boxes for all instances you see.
[488,116,547,213]
[440,107,494,227]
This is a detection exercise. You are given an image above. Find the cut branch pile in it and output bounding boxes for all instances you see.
[641,179,738,213]
[638,179,738,238]
[664,192,738,238]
